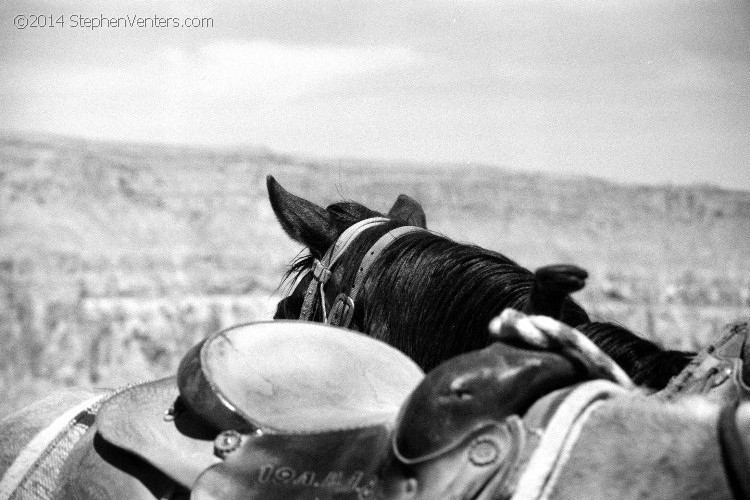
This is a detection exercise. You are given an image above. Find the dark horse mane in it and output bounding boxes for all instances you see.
[271,182,694,390]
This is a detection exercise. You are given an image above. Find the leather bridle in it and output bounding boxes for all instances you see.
[294,217,426,329]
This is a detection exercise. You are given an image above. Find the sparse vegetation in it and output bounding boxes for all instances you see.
[1,132,748,417]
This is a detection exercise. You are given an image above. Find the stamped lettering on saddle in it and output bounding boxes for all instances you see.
[96,321,424,499]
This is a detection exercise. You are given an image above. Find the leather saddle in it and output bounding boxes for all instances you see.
[379,309,635,499]
[96,313,634,499]
[96,321,424,498]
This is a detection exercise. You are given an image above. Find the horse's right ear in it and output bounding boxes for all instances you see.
[267,176,337,256]
[388,194,427,228]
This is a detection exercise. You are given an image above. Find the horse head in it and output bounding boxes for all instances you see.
[267,175,694,386]
[268,175,427,330]
[268,176,597,372]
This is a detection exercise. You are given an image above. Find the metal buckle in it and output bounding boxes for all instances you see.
[328,294,355,328]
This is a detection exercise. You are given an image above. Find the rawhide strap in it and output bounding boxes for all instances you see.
[298,217,389,322]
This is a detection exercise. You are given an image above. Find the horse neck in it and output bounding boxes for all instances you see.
[359,236,540,370]
[551,395,734,500]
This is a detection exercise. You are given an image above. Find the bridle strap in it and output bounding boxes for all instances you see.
[297,216,428,328]
[328,225,426,327]
[349,225,425,305]
[298,217,390,322]
[328,225,425,327]
[298,272,323,322]
[328,217,392,269]
[718,400,750,500]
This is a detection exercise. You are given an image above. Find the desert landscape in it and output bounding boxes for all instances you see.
[1,131,748,417]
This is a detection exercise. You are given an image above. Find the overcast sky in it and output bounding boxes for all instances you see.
[1,0,748,188]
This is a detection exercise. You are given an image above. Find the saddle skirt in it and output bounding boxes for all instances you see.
[96,321,424,497]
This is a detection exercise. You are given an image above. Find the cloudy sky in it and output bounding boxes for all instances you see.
[1,0,748,188]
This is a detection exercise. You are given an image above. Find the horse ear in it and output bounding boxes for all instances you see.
[267,176,337,255]
[388,194,427,228]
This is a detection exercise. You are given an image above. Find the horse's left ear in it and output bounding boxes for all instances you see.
[388,194,427,228]
[267,176,338,256]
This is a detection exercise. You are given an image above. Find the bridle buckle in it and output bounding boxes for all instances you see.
[329,294,355,328]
